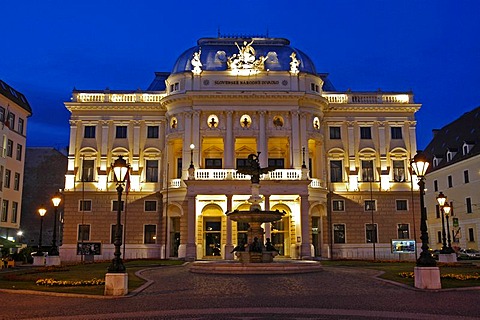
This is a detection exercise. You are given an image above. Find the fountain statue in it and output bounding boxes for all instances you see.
[226,153,285,263]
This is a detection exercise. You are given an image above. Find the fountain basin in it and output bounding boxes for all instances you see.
[189,260,323,274]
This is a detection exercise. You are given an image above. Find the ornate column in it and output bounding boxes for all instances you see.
[291,110,301,168]
[192,111,200,166]
[225,111,234,168]
[299,193,312,259]
[185,195,197,261]
[258,110,268,168]
[224,194,234,259]
[183,113,193,180]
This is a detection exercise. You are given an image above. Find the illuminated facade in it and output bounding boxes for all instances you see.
[0,80,31,243]
[61,37,421,261]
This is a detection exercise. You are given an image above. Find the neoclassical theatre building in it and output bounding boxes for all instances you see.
[61,36,421,262]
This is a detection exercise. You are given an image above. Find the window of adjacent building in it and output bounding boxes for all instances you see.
[13,172,20,191]
[84,126,96,138]
[18,118,24,135]
[1,200,8,222]
[466,197,472,213]
[4,169,11,188]
[112,201,124,212]
[332,200,345,211]
[205,158,222,169]
[110,224,123,244]
[82,159,95,182]
[144,225,157,244]
[115,126,127,139]
[433,180,438,192]
[11,202,18,223]
[144,200,157,212]
[435,204,441,218]
[268,158,284,169]
[177,158,182,179]
[391,127,403,139]
[333,224,346,243]
[0,165,3,191]
[329,127,341,139]
[364,200,376,211]
[78,224,91,241]
[447,175,453,188]
[397,224,409,239]
[7,112,15,130]
[396,199,408,211]
[6,139,13,157]
[360,127,372,139]
[393,160,405,182]
[330,160,342,182]
[437,231,442,244]
[361,160,374,182]
[468,228,475,242]
[145,160,159,182]
[365,224,378,243]
[464,170,470,183]
[79,200,92,212]
[16,143,22,161]
[147,126,159,138]
[0,107,4,123]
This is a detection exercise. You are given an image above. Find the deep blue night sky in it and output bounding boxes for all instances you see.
[2,1,479,149]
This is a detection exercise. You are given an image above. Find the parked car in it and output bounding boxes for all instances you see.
[457,248,480,260]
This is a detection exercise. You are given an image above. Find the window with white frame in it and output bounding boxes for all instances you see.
[396,199,408,211]
[78,224,91,241]
[79,200,92,211]
[333,224,346,243]
[393,160,405,182]
[360,127,372,139]
[144,200,157,212]
[391,127,402,139]
[397,224,409,239]
[361,160,374,182]
[332,200,345,211]
[364,200,376,211]
[82,159,95,182]
[145,160,159,182]
[365,224,378,243]
[330,160,343,182]
[144,225,157,244]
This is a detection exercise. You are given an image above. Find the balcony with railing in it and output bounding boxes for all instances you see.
[74,92,166,103]
[323,92,411,104]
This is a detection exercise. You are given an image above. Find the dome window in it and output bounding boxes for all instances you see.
[313,117,320,130]
[170,117,178,129]
[207,114,219,128]
[273,116,284,128]
[240,115,251,128]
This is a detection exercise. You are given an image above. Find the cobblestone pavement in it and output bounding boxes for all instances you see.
[1,265,480,319]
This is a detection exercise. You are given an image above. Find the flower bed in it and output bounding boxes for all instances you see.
[36,278,105,287]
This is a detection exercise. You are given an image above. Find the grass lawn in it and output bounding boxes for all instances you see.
[321,260,480,289]
[0,259,184,295]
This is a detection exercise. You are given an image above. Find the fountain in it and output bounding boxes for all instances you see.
[189,153,322,274]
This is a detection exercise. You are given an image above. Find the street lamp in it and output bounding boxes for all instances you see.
[443,202,455,253]
[108,155,129,273]
[436,192,448,253]
[36,206,47,255]
[411,150,436,267]
[49,192,62,256]
[189,144,195,169]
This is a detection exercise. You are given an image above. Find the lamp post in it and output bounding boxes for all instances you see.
[108,156,129,273]
[436,192,448,253]
[410,151,436,267]
[49,192,62,256]
[443,202,455,253]
[37,207,46,254]
[188,144,195,179]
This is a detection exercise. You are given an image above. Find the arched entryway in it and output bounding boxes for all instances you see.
[199,203,224,258]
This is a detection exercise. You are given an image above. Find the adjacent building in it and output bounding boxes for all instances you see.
[424,106,480,251]
[0,80,31,243]
[61,36,422,262]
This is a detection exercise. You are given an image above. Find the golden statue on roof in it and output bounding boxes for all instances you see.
[227,40,266,72]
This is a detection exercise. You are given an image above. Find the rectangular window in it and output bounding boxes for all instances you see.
[177,158,182,179]
[464,170,469,183]
[7,112,15,130]
[6,139,13,157]
[78,225,91,241]
[391,127,403,139]
[110,224,123,244]
[115,126,127,139]
[145,160,159,182]
[0,165,3,191]
[366,224,378,243]
[436,204,440,218]
[361,160,374,182]
[329,127,341,139]
[4,169,11,188]
[79,200,92,211]
[18,118,24,135]
[437,231,442,244]
[144,225,157,244]
[360,127,372,139]
[448,175,453,188]
[1,200,8,222]
[11,202,18,223]
[205,158,222,169]
[364,200,376,211]
[16,144,22,161]
[144,200,157,212]
[0,107,4,123]
[393,160,405,182]
[468,228,475,242]
[466,198,472,213]
[112,201,124,212]
[14,172,20,191]
[332,200,345,211]
[434,180,438,192]
[333,224,346,243]
[268,158,284,169]
[236,158,250,170]
[396,200,408,211]
[330,160,343,182]
[397,224,409,239]
[82,159,95,182]
[147,126,159,138]
[84,125,96,138]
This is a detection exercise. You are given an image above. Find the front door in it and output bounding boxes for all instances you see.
[204,219,221,257]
